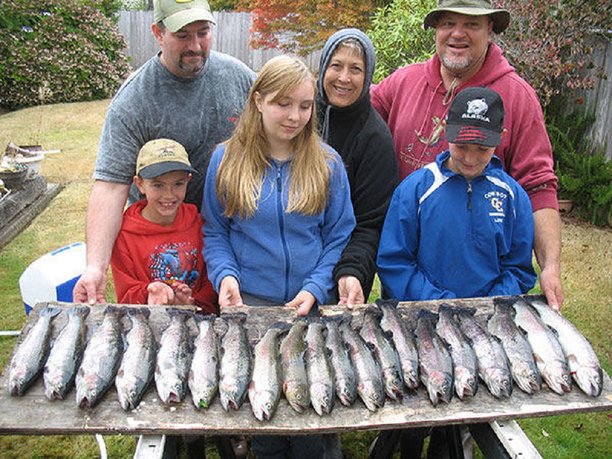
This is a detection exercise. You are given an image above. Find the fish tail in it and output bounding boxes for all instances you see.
[40,305,62,318]
[375,298,400,309]
[417,308,438,322]
[68,305,91,318]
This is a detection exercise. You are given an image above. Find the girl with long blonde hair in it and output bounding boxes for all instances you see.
[202,55,355,317]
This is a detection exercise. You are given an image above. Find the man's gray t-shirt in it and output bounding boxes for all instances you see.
[94,51,256,209]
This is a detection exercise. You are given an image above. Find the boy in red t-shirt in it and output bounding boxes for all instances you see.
[111,138,217,313]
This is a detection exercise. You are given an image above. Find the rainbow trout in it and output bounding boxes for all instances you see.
[436,304,479,399]
[324,315,357,406]
[528,298,601,396]
[305,319,335,415]
[456,307,512,399]
[376,299,420,390]
[248,322,289,421]
[279,319,310,412]
[8,305,61,396]
[116,307,157,410]
[359,306,404,401]
[76,305,124,408]
[155,308,192,405]
[415,309,454,406]
[219,313,252,411]
[488,299,541,394]
[339,315,385,411]
[512,298,572,395]
[189,314,219,410]
[43,305,90,400]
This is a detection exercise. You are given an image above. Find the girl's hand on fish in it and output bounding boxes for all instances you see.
[219,276,243,309]
[337,275,365,309]
[173,283,194,305]
[147,282,175,305]
[286,290,316,316]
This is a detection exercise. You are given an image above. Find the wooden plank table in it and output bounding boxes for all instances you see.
[1,298,610,436]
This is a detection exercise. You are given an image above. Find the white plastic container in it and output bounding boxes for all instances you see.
[19,242,86,315]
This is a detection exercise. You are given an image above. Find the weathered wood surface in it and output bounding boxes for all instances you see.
[0,298,610,436]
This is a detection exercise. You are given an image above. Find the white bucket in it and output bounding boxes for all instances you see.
[19,242,86,314]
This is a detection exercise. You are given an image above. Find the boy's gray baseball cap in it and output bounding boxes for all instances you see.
[137,139,196,179]
[445,87,505,147]
[424,0,510,34]
[154,0,216,32]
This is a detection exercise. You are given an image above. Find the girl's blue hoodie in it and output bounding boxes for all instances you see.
[377,150,537,301]
[203,143,356,305]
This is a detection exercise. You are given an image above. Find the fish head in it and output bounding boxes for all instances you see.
[251,391,276,421]
[544,361,572,395]
[454,367,477,399]
[382,369,404,401]
[310,382,333,415]
[359,380,385,412]
[427,370,453,405]
[573,366,602,397]
[76,388,97,409]
[7,369,27,396]
[512,364,542,394]
[484,368,512,399]
[158,378,185,405]
[336,382,357,406]
[284,382,310,413]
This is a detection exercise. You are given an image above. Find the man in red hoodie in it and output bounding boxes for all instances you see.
[371,0,563,311]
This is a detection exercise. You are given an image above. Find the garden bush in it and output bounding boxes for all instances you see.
[0,0,130,110]
[368,0,436,83]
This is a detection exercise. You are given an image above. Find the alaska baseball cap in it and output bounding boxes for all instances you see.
[423,0,510,34]
[136,139,197,179]
[154,0,216,33]
[445,87,505,147]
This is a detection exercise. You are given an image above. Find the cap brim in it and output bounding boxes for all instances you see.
[164,9,216,33]
[139,162,197,179]
[446,124,501,147]
[423,8,510,34]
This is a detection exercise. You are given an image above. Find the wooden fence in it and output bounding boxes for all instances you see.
[117,11,610,159]
[117,10,322,73]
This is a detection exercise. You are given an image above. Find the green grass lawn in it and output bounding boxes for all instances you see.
[0,101,610,458]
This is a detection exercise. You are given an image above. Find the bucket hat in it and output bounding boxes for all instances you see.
[154,0,216,33]
[423,0,510,34]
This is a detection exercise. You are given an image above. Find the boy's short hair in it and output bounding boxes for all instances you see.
[445,87,505,147]
[136,138,196,179]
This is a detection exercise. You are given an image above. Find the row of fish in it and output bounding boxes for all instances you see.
[5,296,603,422]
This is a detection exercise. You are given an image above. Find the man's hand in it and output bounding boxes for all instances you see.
[147,282,175,305]
[73,266,107,305]
[337,275,365,308]
[218,276,243,310]
[533,208,563,310]
[539,266,563,311]
[286,290,316,316]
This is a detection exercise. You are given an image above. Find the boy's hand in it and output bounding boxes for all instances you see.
[173,282,194,305]
[219,276,243,309]
[286,290,316,316]
[147,281,175,305]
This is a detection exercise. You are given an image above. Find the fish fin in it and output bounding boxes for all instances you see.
[375,298,399,309]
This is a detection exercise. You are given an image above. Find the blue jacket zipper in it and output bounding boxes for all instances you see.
[276,163,291,301]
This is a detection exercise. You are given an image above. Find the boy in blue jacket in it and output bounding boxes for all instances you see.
[377,86,536,301]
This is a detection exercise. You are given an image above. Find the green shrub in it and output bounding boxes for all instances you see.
[547,107,612,227]
[0,0,130,110]
[367,0,436,83]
